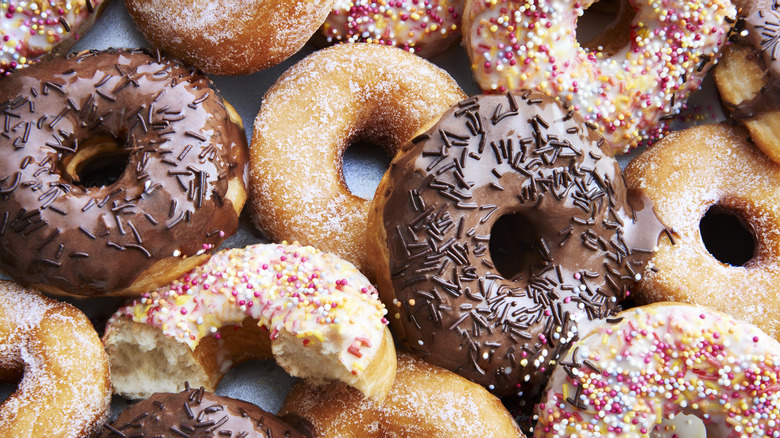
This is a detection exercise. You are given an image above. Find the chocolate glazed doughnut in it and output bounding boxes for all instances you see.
[367,92,665,397]
[0,49,248,297]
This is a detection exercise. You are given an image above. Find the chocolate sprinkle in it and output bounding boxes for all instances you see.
[375,93,663,399]
[0,49,248,296]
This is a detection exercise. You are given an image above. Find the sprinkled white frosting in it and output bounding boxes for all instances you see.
[535,303,780,437]
[111,242,390,376]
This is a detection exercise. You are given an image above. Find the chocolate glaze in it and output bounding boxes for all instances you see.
[376,92,665,397]
[98,386,309,438]
[0,49,248,296]
[732,1,780,118]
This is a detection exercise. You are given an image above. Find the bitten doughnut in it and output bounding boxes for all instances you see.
[0,49,248,297]
[624,124,780,340]
[367,92,665,397]
[0,280,111,437]
[534,303,780,437]
[715,0,780,163]
[0,0,107,76]
[124,0,334,75]
[319,0,462,57]
[250,43,466,277]
[104,242,396,402]
[462,0,735,152]
[280,352,526,438]
[99,385,307,438]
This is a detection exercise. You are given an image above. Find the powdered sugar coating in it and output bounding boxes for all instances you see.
[281,353,525,437]
[124,0,334,75]
[624,124,780,340]
[535,303,780,437]
[0,281,111,437]
[249,43,466,276]
[112,242,390,376]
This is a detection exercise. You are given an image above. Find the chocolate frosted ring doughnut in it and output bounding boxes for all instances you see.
[367,92,665,396]
[0,49,248,297]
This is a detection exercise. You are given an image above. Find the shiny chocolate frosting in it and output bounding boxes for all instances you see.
[0,49,247,296]
[373,92,665,397]
[98,387,309,438]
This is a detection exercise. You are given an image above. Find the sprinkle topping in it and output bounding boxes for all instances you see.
[113,242,389,375]
[534,303,780,437]
[464,0,735,152]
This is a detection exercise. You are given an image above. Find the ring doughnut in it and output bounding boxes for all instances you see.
[249,43,466,277]
[280,352,526,438]
[462,0,735,152]
[319,0,462,57]
[99,385,308,438]
[0,49,248,297]
[624,123,780,340]
[0,280,111,437]
[124,0,335,75]
[1,0,107,76]
[103,242,396,402]
[367,92,665,397]
[714,0,780,163]
[534,303,780,437]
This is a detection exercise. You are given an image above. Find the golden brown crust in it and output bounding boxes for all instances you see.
[0,281,112,437]
[280,352,525,438]
[714,43,780,163]
[624,123,780,340]
[249,43,466,278]
[124,0,335,75]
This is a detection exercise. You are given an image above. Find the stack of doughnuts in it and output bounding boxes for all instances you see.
[10,0,780,436]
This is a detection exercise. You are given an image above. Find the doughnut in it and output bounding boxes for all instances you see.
[534,303,780,437]
[0,280,112,437]
[124,0,334,75]
[714,0,780,163]
[624,123,780,340]
[0,48,248,297]
[249,43,466,277]
[103,242,396,402]
[98,385,308,438]
[366,92,665,397]
[0,0,107,77]
[280,352,526,438]
[461,0,735,153]
[319,0,462,57]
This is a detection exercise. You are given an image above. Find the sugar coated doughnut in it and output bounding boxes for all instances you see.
[624,124,780,340]
[0,280,111,437]
[99,385,307,438]
[249,43,466,277]
[715,0,780,163]
[104,242,396,402]
[367,92,665,396]
[124,0,334,75]
[0,49,248,297]
[281,352,526,438]
[320,0,462,57]
[534,303,780,437]
[462,0,735,152]
[1,0,107,76]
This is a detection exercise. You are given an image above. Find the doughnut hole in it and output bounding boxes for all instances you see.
[489,213,544,281]
[59,135,130,188]
[699,205,756,267]
[576,0,635,55]
[342,140,392,201]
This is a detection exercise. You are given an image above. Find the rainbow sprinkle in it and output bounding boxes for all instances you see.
[322,0,461,56]
[464,0,734,152]
[111,242,390,376]
[534,303,780,437]
[1,0,100,76]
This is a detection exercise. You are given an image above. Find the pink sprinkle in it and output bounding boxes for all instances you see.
[180,308,187,315]
[754,336,760,342]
